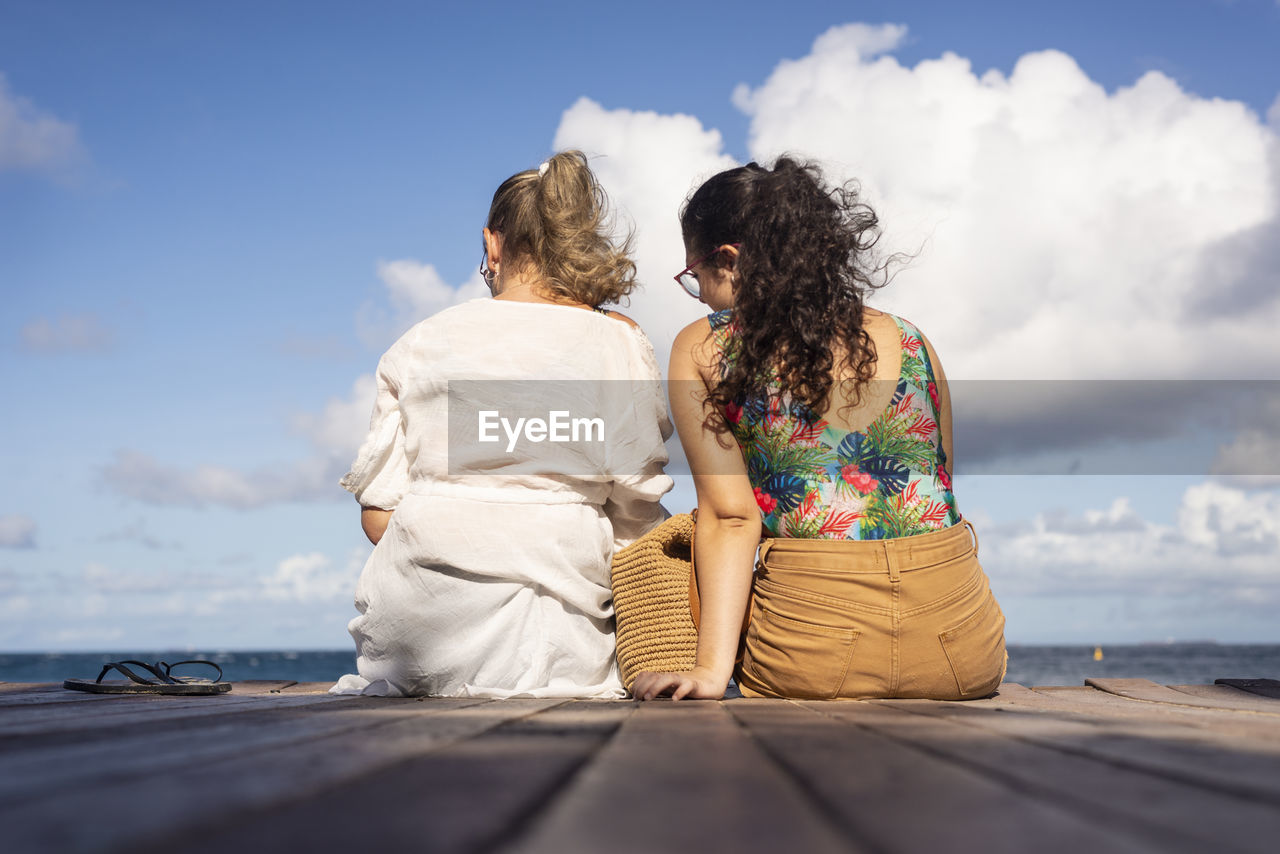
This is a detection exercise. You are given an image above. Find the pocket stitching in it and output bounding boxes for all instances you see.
[744,606,860,700]
[938,596,1005,698]
[901,568,984,619]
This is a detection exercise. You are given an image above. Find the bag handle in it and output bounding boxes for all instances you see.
[688,509,701,627]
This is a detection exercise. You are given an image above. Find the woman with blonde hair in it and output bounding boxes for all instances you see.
[634,157,1005,701]
[333,151,672,698]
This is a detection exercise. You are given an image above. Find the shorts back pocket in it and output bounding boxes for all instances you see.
[742,605,859,700]
[938,593,1006,698]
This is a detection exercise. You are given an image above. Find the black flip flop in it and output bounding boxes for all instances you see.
[63,659,232,695]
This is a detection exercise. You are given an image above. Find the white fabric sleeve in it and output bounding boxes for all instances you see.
[339,348,411,510]
[602,329,675,550]
[604,467,673,551]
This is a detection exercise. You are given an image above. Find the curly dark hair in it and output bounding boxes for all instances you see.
[680,157,891,419]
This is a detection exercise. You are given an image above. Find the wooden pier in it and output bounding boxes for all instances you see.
[2,678,1278,853]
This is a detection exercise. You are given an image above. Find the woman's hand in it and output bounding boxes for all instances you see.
[631,666,729,701]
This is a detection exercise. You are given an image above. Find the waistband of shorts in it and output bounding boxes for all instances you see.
[758,518,977,577]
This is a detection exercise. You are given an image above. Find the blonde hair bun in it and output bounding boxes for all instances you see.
[486,151,637,307]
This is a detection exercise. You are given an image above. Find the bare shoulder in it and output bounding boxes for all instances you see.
[672,315,717,356]
[891,313,949,382]
[671,316,720,382]
[896,313,941,351]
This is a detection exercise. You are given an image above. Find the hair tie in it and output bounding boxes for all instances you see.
[538,161,550,177]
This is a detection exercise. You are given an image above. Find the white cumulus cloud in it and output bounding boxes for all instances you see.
[983,483,1280,613]
[102,373,382,508]
[292,374,378,463]
[551,23,1280,387]
[260,551,354,603]
[554,97,741,360]
[0,72,84,175]
[100,449,341,509]
[108,259,490,510]
[544,24,1280,479]
[357,261,488,351]
[731,23,1279,380]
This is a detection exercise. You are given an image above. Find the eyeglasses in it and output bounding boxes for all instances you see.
[673,244,740,299]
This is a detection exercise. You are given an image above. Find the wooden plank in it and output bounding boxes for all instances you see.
[876,696,1280,805]
[1168,684,1280,713]
[140,700,632,854]
[0,694,349,744]
[5,697,564,853]
[236,679,300,692]
[994,685,1280,752]
[1006,683,1280,732]
[0,683,125,705]
[1087,679,1280,716]
[0,688,348,738]
[1217,679,1280,700]
[0,696,479,805]
[0,682,55,693]
[269,680,340,694]
[1024,687,1280,744]
[505,700,856,854]
[727,699,1158,854]
[815,700,1280,853]
[0,679,301,707]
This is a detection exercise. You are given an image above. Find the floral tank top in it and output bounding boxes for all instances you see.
[709,310,960,540]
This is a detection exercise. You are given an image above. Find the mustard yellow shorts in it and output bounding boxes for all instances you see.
[735,519,1007,700]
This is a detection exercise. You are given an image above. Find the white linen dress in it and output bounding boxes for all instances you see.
[330,298,673,698]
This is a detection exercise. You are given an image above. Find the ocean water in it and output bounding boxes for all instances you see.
[1001,643,1280,687]
[1,644,1277,687]
[0,650,358,685]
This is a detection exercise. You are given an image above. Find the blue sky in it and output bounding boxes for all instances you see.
[2,0,1279,651]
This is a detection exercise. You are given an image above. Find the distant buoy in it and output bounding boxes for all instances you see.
[1093,646,1104,661]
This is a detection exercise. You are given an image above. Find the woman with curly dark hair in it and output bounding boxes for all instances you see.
[633,157,1006,701]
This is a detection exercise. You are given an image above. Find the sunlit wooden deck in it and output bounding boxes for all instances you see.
[2,678,1278,853]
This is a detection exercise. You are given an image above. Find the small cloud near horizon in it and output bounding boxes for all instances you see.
[0,515,37,549]
[19,313,115,354]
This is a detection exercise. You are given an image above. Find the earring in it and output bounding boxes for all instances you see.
[479,253,497,289]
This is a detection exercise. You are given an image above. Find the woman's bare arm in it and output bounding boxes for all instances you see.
[631,319,760,701]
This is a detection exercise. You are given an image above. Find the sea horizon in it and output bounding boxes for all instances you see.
[3,642,1277,688]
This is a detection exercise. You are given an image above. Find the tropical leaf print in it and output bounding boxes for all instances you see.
[818,509,860,538]
[780,491,826,537]
[834,431,865,465]
[905,412,938,439]
[867,480,931,539]
[762,472,808,514]
[708,309,959,540]
[899,333,931,386]
[920,499,951,528]
[789,413,826,445]
[863,408,936,474]
[862,455,910,495]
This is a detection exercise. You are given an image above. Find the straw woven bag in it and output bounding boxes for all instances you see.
[610,512,701,690]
